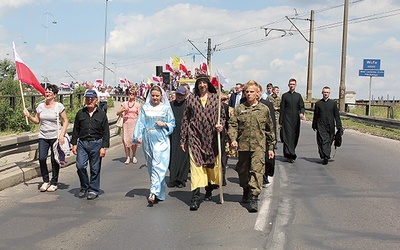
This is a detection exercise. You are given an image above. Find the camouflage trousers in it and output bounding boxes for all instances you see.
[235,150,265,196]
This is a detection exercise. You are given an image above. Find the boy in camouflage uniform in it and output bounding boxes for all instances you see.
[228,80,275,213]
[267,86,281,146]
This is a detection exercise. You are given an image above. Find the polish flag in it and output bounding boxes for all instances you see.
[13,42,46,96]
[60,82,69,88]
[95,79,103,84]
[165,57,174,73]
[211,70,229,87]
[200,59,209,75]
[152,74,162,83]
[119,78,126,84]
[179,58,189,75]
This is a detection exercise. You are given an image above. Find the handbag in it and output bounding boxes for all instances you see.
[55,103,71,165]
[116,115,123,128]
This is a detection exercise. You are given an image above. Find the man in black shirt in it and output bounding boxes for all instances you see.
[71,89,110,200]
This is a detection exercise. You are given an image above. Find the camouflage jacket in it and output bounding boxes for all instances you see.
[267,95,281,115]
[228,101,275,152]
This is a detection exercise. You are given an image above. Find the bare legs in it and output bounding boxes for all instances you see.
[123,141,138,164]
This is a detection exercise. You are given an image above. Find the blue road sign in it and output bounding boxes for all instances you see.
[363,59,380,70]
[359,69,384,77]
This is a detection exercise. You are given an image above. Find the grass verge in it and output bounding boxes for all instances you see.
[342,118,400,140]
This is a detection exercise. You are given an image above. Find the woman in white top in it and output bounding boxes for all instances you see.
[23,84,69,192]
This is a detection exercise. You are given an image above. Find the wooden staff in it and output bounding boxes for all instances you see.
[216,75,224,204]
[19,80,29,125]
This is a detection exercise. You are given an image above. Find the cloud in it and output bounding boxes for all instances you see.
[0,0,35,17]
[380,37,400,52]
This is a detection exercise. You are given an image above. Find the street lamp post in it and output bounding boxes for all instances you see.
[40,12,57,89]
[102,0,109,87]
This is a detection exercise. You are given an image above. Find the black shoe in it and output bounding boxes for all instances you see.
[78,189,87,198]
[190,200,199,211]
[322,158,328,165]
[204,191,212,201]
[263,175,269,184]
[288,158,295,163]
[242,188,251,203]
[248,196,258,213]
[87,192,98,200]
[176,183,183,188]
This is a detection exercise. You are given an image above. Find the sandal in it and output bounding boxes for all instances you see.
[40,182,50,192]
[148,193,155,204]
[47,185,58,192]
[132,157,138,164]
[124,157,130,164]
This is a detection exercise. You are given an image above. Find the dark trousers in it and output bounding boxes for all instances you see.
[99,102,108,113]
[191,184,218,202]
[38,138,60,185]
[76,139,103,194]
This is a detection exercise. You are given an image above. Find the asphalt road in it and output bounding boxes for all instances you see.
[0,120,399,250]
[266,121,400,250]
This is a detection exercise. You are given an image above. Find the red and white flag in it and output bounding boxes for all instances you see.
[60,82,69,88]
[200,59,209,75]
[179,58,189,75]
[13,42,46,96]
[152,74,162,83]
[165,57,174,73]
[211,70,229,87]
[119,78,126,84]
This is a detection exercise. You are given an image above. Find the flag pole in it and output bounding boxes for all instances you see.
[216,75,224,204]
[19,80,29,125]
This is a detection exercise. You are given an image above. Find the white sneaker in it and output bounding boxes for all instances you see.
[40,182,50,192]
[47,184,58,192]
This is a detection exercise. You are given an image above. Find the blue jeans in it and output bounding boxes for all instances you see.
[76,139,103,195]
[38,138,60,185]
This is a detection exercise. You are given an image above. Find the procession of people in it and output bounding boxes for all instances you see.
[24,74,342,213]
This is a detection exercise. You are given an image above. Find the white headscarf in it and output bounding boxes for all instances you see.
[145,85,171,108]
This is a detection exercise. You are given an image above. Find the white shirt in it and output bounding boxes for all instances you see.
[235,92,242,108]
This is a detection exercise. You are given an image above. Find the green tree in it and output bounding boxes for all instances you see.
[0,58,16,79]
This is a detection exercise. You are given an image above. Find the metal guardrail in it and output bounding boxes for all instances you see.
[341,112,400,129]
[0,116,119,161]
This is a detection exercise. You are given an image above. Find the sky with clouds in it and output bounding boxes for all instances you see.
[1,0,399,99]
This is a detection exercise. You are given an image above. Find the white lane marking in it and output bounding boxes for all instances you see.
[254,179,273,231]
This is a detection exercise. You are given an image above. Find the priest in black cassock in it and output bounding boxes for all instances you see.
[168,86,189,187]
[312,86,342,165]
[279,78,305,163]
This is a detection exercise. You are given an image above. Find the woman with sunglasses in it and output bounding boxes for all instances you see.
[23,84,69,192]
[116,88,141,164]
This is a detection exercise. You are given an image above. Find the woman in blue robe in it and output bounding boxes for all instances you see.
[133,85,175,205]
